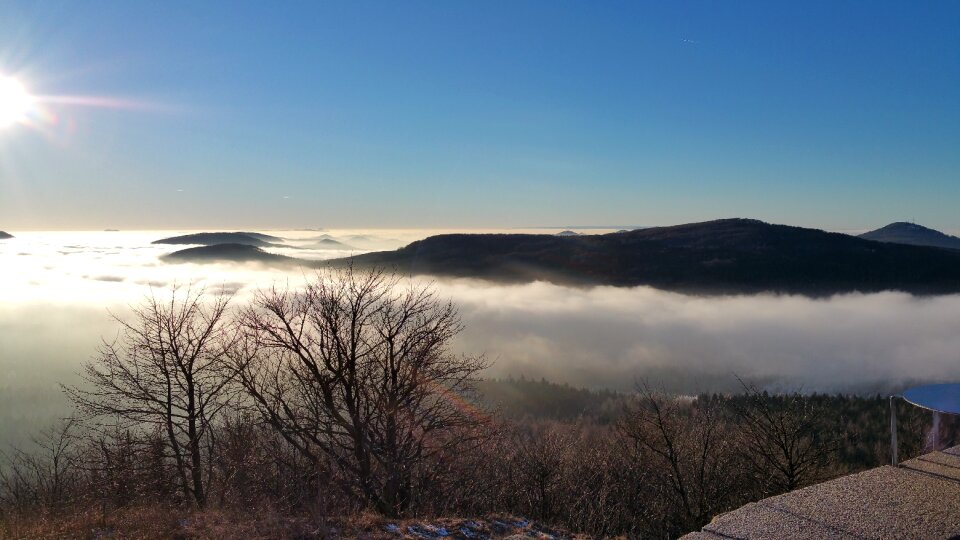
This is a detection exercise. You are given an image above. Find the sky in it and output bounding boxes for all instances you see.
[0,1,958,231]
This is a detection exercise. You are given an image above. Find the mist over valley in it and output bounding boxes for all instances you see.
[3,222,960,447]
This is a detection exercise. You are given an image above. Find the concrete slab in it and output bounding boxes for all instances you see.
[940,445,960,458]
[912,450,960,469]
[704,502,858,540]
[902,455,960,482]
[681,450,960,540]
[764,465,960,538]
[679,533,725,540]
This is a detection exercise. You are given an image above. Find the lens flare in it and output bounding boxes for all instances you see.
[0,75,35,128]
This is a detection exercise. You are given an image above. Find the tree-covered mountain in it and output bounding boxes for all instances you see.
[161,243,297,264]
[152,232,283,247]
[860,222,960,250]
[339,218,960,295]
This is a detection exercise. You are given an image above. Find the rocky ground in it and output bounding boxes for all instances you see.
[376,516,575,539]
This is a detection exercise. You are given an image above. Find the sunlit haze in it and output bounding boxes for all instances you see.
[0,75,33,128]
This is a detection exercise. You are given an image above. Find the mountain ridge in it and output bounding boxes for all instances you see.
[859,222,960,250]
[334,218,960,295]
[152,232,283,247]
[161,243,298,265]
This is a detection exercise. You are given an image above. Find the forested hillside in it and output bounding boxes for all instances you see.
[343,219,960,295]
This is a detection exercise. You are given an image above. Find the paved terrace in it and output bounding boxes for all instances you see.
[682,446,960,539]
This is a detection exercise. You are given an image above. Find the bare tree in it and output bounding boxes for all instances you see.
[0,417,79,513]
[64,287,235,508]
[511,422,572,521]
[618,385,746,537]
[231,267,488,517]
[732,380,841,494]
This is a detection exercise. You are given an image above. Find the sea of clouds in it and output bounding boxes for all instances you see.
[2,229,960,442]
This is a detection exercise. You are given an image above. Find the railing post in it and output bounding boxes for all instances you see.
[890,396,898,466]
[932,411,941,452]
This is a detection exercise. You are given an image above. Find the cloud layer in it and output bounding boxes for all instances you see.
[438,281,960,393]
[4,230,960,442]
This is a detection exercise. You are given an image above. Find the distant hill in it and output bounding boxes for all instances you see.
[337,218,960,295]
[311,238,354,250]
[161,243,300,265]
[152,232,283,247]
[344,234,376,242]
[860,222,960,250]
[556,230,580,237]
[0,231,11,239]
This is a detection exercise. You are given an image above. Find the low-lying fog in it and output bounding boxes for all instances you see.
[2,229,960,443]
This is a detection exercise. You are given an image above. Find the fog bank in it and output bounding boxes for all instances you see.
[438,281,960,394]
[3,230,960,442]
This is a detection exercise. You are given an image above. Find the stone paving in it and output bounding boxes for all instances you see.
[681,447,960,539]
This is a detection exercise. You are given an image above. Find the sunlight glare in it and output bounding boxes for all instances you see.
[0,75,36,128]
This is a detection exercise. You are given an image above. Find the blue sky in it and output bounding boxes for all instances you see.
[0,1,957,230]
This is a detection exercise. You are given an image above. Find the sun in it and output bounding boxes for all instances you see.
[0,75,36,128]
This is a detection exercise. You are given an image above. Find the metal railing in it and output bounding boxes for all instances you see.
[890,394,947,466]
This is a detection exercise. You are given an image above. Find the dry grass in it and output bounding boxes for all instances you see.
[3,506,327,540]
[0,507,588,539]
